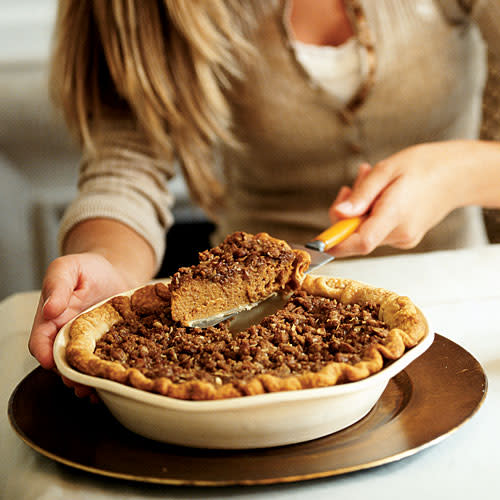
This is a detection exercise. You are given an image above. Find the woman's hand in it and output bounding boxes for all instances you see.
[28,253,131,398]
[29,253,130,369]
[28,218,157,399]
[327,141,500,257]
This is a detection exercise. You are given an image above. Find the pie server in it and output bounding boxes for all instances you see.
[191,217,363,328]
[292,216,362,271]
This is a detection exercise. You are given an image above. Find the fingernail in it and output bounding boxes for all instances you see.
[335,201,353,213]
[42,296,51,310]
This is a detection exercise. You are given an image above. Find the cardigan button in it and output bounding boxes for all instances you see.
[348,142,363,154]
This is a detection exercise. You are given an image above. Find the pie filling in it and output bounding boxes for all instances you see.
[170,231,310,326]
[94,285,391,386]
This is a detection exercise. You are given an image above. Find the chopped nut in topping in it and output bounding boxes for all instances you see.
[95,288,391,386]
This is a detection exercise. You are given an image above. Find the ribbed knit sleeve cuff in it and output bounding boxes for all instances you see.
[58,192,173,273]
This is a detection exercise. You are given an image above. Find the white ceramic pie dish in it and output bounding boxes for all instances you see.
[53,283,433,449]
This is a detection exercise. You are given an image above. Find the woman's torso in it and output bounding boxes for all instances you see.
[213,0,488,252]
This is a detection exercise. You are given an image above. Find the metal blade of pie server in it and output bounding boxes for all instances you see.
[291,244,334,272]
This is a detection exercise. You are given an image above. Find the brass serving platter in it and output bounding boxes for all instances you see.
[8,334,486,486]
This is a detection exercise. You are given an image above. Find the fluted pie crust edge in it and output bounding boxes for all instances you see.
[66,274,428,400]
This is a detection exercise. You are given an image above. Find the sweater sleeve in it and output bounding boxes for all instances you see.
[58,118,176,271]
[471,0,500,58]
[468,0,500,143]
[436,1,500,57]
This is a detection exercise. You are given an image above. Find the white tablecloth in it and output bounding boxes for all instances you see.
[2,245,499,500]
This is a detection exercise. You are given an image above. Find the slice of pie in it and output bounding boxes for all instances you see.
[169,231,311,326]
[65,274,428,401]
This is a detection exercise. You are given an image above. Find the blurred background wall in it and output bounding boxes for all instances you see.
[0,0,204,300]
[0,0,65,300]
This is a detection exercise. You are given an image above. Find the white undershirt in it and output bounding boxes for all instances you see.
[292,37,365,105]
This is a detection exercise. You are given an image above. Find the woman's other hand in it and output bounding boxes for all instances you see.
[327,141,500,257]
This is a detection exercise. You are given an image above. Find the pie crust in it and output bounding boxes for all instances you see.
[66,274,427,401]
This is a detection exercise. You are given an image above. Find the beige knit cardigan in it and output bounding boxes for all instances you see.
[59,0,500,269]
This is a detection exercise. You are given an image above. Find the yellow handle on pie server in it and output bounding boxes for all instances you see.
[306,217,363,252]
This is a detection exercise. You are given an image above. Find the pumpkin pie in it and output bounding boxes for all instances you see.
[66,273,427,400]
